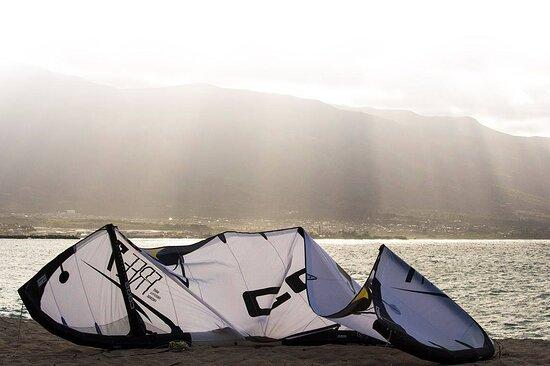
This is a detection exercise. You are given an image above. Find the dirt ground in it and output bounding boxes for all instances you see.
[1,317,548,365]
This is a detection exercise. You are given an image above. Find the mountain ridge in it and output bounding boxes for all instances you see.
[1,68,549,220]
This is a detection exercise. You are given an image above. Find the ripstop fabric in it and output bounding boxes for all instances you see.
[19,224,494,363]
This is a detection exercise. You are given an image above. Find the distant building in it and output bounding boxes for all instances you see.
[66,210,76,215]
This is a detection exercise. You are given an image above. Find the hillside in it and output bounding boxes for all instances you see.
[1,68,550,220]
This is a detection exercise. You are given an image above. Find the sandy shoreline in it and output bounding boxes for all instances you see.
[1,317,548,365]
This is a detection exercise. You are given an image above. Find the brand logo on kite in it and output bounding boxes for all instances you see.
[242,268,307,317]
[124,254,163,297]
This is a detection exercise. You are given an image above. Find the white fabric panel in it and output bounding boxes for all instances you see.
[42,252,94,331]
[302,233,382,341]
[43,256,96,332]
[336,313,386,342]
[305,233,361,316]
[76,230,129,335]
[40,280,63,323]
[180,235,261,335]
[167,280,229,333]
[226,232,285,309]
[177,229,332,339]
[116,232,230,335]
[374,247,487,350]
[260,229,300,267]
[262,230,332,338]
[41,230,130,335]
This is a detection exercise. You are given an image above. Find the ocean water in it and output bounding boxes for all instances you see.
[0,238,548,340]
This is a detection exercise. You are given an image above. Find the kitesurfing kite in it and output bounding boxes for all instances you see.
[19,224,494,364]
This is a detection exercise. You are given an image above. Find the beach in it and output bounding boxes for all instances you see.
[0,317,548,365]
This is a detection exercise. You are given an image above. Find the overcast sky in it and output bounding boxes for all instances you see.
[1,1,549,137]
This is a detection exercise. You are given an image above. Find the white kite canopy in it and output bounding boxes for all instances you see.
[20,224,494,363]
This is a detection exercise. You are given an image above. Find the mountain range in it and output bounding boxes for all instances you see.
[1,67,549,220]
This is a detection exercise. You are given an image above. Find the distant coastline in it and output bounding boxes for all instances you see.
[0,232,407,240]
[0,234,81,239]
[5,232,550,240]
[2,212,550,240]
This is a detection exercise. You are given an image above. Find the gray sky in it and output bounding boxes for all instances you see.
[1,0,549,137]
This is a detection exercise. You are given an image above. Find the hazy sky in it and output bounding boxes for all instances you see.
[1,1,549,137]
